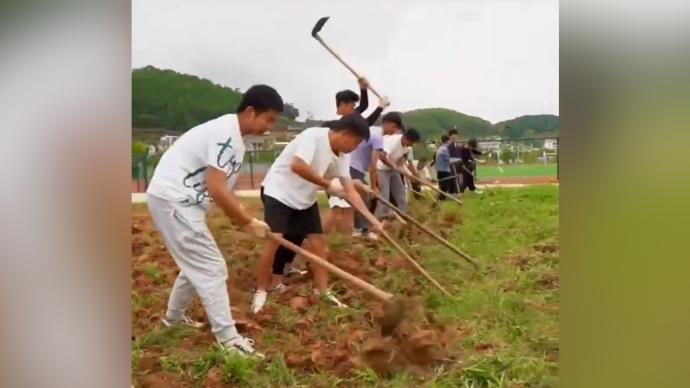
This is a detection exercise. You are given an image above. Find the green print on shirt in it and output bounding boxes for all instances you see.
[179,137,243,206]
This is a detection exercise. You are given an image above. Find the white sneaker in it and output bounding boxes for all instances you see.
[352,230,364,238]
[269,282,288,294]
[315,290,348,308]
[218,335,264,358]
[161,315,204,329]
[365,232,378,241]
[474,190,484,194]
[251,290,267,314]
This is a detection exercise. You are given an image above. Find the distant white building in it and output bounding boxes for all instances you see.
[478,136,502,152]
[157,135,179,153]
[543,138,558,151]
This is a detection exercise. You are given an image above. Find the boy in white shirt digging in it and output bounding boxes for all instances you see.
[374,128,422,220]
[252,113,384,313]
[146,85,283,357]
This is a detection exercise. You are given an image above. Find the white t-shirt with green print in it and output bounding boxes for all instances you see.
[147,114,246,209]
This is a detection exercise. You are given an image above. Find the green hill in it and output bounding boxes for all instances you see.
[401,108,496,141]
[132,67,558,145]
[494,114,560,139]
[132,66,299,133]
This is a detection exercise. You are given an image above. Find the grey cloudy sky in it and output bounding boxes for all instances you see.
[132,0,558,123]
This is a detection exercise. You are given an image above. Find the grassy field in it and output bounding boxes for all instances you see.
[131,186,559,387]
[477,164,558,179]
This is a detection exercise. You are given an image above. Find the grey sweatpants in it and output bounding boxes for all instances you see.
[349,167,371,232]
[147,195,238,343]
[374,169,407,219]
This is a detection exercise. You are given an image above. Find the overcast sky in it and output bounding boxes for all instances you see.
[132,0,558,123]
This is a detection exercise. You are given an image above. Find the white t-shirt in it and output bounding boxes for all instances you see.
[262,127,350,210]
[377,133,411,171]
[146,114,245,208]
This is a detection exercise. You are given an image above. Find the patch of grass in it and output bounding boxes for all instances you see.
[262,355,296,386]
[353,368,380,386]
[143,264,164,285]
[159,354,186,375]
[133,326,195,350]
[131,348,143,376]
[218,351,258,385]
[192,348,224,382]
[131,291,162,310]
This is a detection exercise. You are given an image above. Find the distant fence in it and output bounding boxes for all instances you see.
[131,137,558,192]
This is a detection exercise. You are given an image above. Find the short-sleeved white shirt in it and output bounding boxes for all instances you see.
[262,127,350,210]
[377,133,411,171]
[146,114,245,208]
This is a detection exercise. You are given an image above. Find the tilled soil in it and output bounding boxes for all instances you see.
[131,203,462,385]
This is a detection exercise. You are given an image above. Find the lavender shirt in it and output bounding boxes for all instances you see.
[349,126,384,173]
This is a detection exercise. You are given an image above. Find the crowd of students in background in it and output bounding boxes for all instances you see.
[431,129,484,199]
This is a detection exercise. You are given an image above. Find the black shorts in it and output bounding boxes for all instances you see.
[260,188,323,235]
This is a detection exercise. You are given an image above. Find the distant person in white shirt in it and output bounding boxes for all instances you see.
[253,113,383,313]
[374,127,422,219]
[146,85,284,358]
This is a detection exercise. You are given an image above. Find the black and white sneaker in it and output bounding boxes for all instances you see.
[284,263,308,277]
[269,282,288,294]
[218,335,264,358]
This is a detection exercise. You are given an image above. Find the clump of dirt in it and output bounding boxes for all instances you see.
[356,300,459,376]
[534,243,559,253]
[141,372,185,388]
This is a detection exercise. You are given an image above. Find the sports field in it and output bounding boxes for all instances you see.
[477,164,558,179]
[131,186,559,387]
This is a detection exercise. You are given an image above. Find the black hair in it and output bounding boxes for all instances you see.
[381,111,404,129]
[441,134,450,143]
[468,138,478,148]
[330,113,370,141]
[448,129,458,136]
[403,128,421,143]
[335,89,360,107]
[237,85,284,114]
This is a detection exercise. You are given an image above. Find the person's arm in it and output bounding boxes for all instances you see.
[290,157,330,189]
[355,77,369,113]
[369,150,381,192]
[440,148,450,166]
[366,107,383,125]
[365,95,390,125]
[377,151,395,169]
[206,167,253,226]
[339,177,383,230]
[405,158,419,176]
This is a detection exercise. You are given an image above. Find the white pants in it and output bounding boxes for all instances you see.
[147,195,238,343]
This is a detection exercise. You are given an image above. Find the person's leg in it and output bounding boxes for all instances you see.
[450,163,460,194]
[465,168,477,191]
[338,208,354,233]
[322,207,338,234]
[349,168,370,233]
[437,171,448,199]
[374,170,391,219]
[307,233,329,292]
[389,171,407,213]
[255,191,291,294]
[305,233,348,307]
[165,272,196,323]
[147,196,238,344]
[273,233,305,277]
